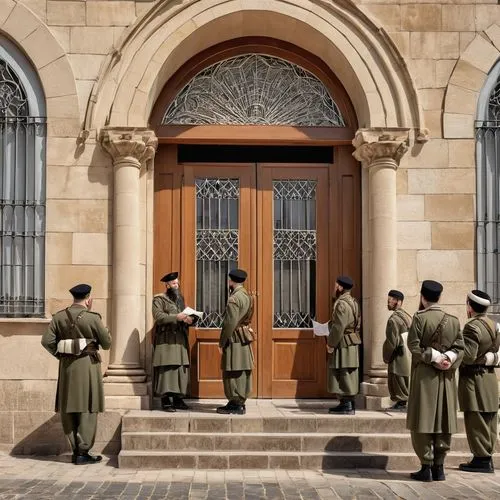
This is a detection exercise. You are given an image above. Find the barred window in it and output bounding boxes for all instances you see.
[0,36,46,317]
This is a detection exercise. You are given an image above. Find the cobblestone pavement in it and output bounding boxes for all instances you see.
[1,454,500,499]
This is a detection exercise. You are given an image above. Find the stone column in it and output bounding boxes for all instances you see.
[99,127,158,408]
[353,128,409,409]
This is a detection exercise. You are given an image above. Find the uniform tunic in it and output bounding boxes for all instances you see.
[383,308,412,402]
[41,305,111,453]
[458,314,499,458]
[327,292,361,397]
[406,305,463,465]
[152,294,190,396]
[219,285,254,403]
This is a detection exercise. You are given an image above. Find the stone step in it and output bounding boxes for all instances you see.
[121,411,467,434]
[118,450,500,470]
[122,431,482,453]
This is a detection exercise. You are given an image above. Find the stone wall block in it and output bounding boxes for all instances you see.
[396,168,408,195]
[436,60,456,88]
[425,194,474,222]
[485,24,500,53]
[69,54,106,81]
[46,264,110,299]
[46,117,82,138]
[46,232,73,265]
[21,25,65,69]
[448,140,475,169]
[46,94,80,119]
[406,139,449,169]
[397,250,418,295]
[388,32,409,59]
[46,199,111,233]
[401,4,441,32]
[1,4,40,41]
[442,5,475,32]
[423,109,442,139]
[439,32,459,60]
[39,57,77,98]
[360,5,401,32]
[461,35,500,75]
[0,412,13,445]
[47,165,111,200]
[439,281,476,306]
[397,195,425,221]
[420,89,445,111]
[476,6,500,32]
[444,85,478,116]
[417,250,474,282]
[86,1,136,27]
[70,27,115,55]
[48,26,70,53]
[460,32,476,53]
[409,59,436,89]
[410,32,438,59]
[0,0,15,26]
[431,222,474,250]
[443,113,475,140]
[47,1,86,26]
[17,381,57,412]
[449,60,487,92]
[72,233,110,265]
[0,381,20,411]
[408,169,475,195]
[398,221,431,250]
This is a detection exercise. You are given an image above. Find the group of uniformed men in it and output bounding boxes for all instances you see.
[41,271,499,478]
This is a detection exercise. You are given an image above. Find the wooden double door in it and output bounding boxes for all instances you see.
[154,145,360,398]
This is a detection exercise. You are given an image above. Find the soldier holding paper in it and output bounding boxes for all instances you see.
[152,272,194,412]
[41,283,111,465]
[382,289,412,412]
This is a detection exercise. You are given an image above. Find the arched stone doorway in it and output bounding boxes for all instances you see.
[150,39,360,398]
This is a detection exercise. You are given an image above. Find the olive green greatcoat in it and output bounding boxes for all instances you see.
[219,285,254,402]
[406,305,464,434]
[383,308,412,402]
[327,292,360,397]
[458,314,499,458]
[152,293,190,396]
[41,305,112,413]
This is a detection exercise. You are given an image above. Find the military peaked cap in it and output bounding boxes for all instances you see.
[69,283,91,299]
[388,289,404,301]
[468,289,491,307]
[420,280,443,302]
[336,275,353,290]
[229,269,247,283]
[161,272,178,282]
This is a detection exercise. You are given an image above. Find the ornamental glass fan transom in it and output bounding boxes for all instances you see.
[162,54,345,127]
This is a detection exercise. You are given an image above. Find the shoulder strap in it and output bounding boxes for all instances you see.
[65,308,86,339]
[475,317,499,351]
[429,312,449,352]
[343,296,360,332]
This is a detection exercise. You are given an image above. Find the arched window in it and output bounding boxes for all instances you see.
[0,35,46,317]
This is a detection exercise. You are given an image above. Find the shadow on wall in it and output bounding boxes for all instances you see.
[9,413,122,457]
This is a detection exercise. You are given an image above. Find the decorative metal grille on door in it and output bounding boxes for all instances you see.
[273,180,317,328]
[196,178,239,327]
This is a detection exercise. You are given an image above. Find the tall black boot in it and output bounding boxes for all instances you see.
[328,399,355,415]
[161,394,176,412]
[459,456,494,473]
[410,464,432,482]
[431,464,445,481]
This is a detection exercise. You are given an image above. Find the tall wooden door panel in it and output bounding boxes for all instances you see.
[181,165,256,398]
[258,165,329,397]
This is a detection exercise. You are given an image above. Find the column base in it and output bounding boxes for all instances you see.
[103,364,150,409]
[355,394,393,411]
[358,375,391,409]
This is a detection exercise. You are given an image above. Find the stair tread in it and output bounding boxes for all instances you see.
[119,450,481,456]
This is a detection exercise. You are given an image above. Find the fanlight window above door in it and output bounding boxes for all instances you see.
[162,54,345,127]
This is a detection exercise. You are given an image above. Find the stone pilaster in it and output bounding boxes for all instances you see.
[353,128,409,409]
[99,127,158,409]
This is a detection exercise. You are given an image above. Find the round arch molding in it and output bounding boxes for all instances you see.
[1,0,79,128]
[86,0,427,141]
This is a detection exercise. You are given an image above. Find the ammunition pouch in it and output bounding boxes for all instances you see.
[232,324,255,345]
[341,330,362,348]
[460,364,495,376]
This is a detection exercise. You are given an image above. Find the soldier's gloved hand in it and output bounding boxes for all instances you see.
[176,312,188,321]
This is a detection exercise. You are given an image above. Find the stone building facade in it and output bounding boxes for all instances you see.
[1,0,500,454]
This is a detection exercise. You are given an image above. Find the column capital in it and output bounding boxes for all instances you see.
[99,127,158,168]
[352,128,410,167]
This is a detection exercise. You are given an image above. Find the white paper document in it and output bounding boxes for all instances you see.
[401,331,408,344]
[182,307,204,319]
[312,320,329,337]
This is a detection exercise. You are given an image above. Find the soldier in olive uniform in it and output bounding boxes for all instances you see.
[383,289,412,412]
[327,275,361,415]
[217,269,254,415]
[407,280,464,482]
[458,289,500,473]
[152,272,193,412]
[41,284,111,465]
